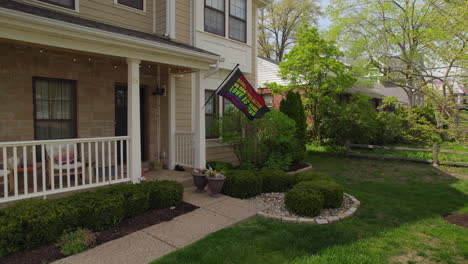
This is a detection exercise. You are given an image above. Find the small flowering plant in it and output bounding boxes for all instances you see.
[192,168,208,175]
[55,228,97,256]
[206,169,225,179]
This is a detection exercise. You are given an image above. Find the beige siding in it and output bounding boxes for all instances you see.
[175,74,192,132]
[175,0,191,44]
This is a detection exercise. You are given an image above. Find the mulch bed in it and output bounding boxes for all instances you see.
[443,213,468,228]
[288,161,310,172]
[0,202,199,264]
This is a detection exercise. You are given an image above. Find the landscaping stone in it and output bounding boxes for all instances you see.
[249,192,360,224]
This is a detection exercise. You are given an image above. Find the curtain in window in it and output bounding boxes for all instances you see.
[229,0,246,42]
[34,79,76,140]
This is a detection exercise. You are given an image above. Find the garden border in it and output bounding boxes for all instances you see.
[256,193,360,224]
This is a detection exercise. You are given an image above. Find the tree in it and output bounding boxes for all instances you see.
[280,90,307,150]
[278,24,356,142]
[327,0,467,126]
[258,0,321,61]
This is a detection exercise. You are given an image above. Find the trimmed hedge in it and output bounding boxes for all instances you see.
[222,170,263,198]
[0,180,183,257]
[296,180,344,208]
[206,161,234,172]
[285,184,324,217]
[258,169,294,193]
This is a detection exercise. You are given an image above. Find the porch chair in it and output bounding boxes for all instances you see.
[45,144,83,188]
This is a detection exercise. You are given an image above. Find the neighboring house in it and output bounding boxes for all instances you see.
[257,56,385,110]
[0,0,268,203]
[431,80,466,108]
[371,82,424,106]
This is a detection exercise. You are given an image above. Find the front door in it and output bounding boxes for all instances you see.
[115,85,146,162]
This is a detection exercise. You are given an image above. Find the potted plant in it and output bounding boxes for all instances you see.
[192,168,207,193]
[206,170,225,197]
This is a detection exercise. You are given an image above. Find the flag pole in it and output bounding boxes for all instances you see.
[203,64,240,107]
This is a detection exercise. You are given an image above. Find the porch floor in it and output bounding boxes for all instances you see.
[144,169,193,188]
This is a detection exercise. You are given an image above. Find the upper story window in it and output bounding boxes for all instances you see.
[205,0,226,36]
[38,0,75,9]
[229,0,246,42]
[116,0,144,10]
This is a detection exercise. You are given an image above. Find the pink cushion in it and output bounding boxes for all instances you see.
[54,149,75,165]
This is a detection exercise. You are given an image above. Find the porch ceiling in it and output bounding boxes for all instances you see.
[0,0,220,71]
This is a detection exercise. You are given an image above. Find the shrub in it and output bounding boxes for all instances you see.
[67,191,126,231]
[296,180,344,208]
[258,169,294,192]
[97,184,149,218]
[55,228,96,256]
[0,181,183,257]
[207,161,234,172]
[145,180,184,209]
[292,172,333,184]
[222,170,263,198]
[280,90,308,156]
[285,184,324,217]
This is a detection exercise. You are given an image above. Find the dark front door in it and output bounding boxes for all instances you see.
[115,85,146,162]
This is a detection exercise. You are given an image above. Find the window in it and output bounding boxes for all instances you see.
[205,90,219,139]
[33,77,77,140]
[262,94,273,108]
[38,0,75,9]
[205,0,226,36]
[223,97,236,113]
[116,0,144,10]
[229,0,246,42]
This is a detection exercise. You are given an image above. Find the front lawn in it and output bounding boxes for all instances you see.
[153,152,468,264]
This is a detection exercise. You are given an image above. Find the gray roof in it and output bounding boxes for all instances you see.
[347,86,384,99]
[0,0,218,57]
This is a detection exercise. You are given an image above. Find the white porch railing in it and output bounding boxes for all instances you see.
[174,132,195,168]
[0,136,130,203]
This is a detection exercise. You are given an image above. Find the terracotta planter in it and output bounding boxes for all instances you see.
[192,173,207,193]
[207,177,225,197]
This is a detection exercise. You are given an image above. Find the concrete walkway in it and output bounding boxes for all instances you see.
[54,187,262,264]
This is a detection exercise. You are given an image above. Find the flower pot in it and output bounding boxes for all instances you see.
[192,173,207,193]
[207,177,225,197]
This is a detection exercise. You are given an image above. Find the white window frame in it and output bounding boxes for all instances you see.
[113,0,147,14]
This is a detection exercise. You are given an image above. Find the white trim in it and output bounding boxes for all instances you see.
[152,0,157,33]
[166,0,176,39]
[0,136,130,147]
[127,58,142,183]
[168,72,177,170]
[113,0,147,14]
[0,8,219,66]
[26,0,80,13]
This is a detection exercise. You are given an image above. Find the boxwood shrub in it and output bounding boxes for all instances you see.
[0,180,183,257]
[258,169,294,193]
[296,180,344,208]
[206,161,234,172]
[285,184,324,217]
[222,170,262,198]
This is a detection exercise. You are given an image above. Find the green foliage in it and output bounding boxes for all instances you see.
[263,151,293,171]
[222,170,263,198]
[213,109,300,170]
[55,228,96,256]
[285,184,324,217]
[0,181,183,257]
[278,24,356,142]
[280,91,308,154]
[145,181,184,209]
[206,161,234,172]
[258,169,294,193]
[296,180,344,208]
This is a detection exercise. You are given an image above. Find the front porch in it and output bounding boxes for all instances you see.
[0,39,210,203]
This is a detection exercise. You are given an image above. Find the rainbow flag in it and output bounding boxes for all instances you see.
[217,68,270,119]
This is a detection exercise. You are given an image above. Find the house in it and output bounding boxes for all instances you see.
[0,0,268,203]
[257,56,385,110]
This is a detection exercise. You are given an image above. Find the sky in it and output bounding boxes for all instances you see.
[317,0,331,30]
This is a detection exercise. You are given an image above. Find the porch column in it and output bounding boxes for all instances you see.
[193,71,206,169]
[168,71,176,170]
[127,58,142,183]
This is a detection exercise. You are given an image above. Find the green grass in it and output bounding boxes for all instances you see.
[153,153,468,264]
